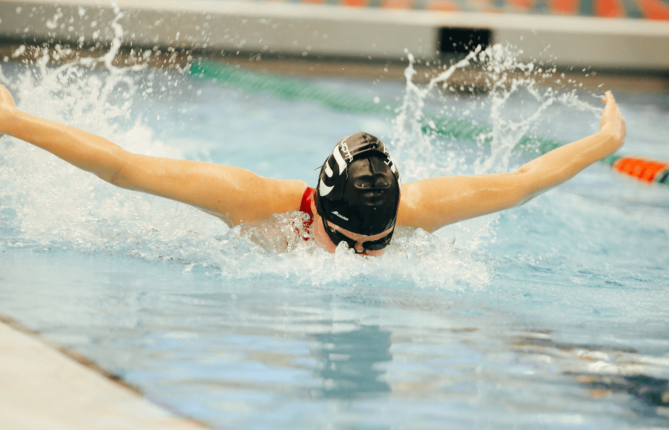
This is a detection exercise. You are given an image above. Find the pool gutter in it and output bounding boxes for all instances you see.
[0,0,668,72]
[0,314,208,430]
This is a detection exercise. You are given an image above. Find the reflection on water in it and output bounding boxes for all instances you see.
[515,335,639,354]
[513,332,669,426]
[571,373,669,416]
[311,325,392,399]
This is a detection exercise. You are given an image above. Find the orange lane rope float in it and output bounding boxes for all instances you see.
[603,155,669,186]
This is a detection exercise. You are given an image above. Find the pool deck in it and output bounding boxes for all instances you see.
[0,315,207,430]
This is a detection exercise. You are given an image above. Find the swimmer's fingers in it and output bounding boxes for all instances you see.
[599,91,626,148]
[601,91,618,119]
[0,85,17,134]
[601,90,615,105]
[0,85,16,110]
[601,91,618,121]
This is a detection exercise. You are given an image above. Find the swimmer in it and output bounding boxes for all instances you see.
[0,85,625,256]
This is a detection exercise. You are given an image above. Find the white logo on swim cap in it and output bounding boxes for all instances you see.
[340,141,353,162]
[319,141,353,197]
[332,211,349,221]
[319,182,334,196]
[333,144,348,174]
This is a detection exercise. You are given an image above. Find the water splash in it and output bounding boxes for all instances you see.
[390,44,602,179]
[391,48,482,182]
[0,12,210,258]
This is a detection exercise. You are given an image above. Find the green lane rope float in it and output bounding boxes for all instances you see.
[191,62,389,116]
[189,61,666,188]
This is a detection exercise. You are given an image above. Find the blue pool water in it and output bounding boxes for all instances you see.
[0,49,668,429]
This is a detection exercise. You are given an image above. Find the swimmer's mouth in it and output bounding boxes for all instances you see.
[323,218,393,254]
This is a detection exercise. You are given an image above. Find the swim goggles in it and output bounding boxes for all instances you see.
[322,218,394,254]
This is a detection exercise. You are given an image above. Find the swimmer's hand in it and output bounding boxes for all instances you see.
[600,91,626,150]
[0,85,18,135]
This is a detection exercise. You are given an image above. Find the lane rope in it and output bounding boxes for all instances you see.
[603,155,669,186]
[190,61,667,188]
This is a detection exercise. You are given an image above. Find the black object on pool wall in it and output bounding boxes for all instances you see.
[438,28,492,54]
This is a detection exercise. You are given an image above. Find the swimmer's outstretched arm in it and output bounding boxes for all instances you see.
[398,91,626,233]
[0,85,306,227]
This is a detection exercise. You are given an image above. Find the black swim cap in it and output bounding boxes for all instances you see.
[316,132,401,236]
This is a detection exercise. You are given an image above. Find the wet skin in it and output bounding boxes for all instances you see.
[310,199,394,256]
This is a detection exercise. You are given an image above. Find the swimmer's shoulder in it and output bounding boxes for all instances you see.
[262,178,308,214]
[223,177,307,226]
[396,180,424,229]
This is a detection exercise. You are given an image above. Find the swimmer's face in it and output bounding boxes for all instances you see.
[312,211,393,257]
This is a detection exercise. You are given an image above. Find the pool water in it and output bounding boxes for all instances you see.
[1,46,669,429]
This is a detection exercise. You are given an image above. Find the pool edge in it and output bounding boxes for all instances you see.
[1,0,669,71]
[0,313,209,430]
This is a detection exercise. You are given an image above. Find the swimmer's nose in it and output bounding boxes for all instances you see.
[354,242,365,254]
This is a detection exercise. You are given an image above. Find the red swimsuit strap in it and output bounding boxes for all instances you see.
[300,186,316,219]
[299,186,316,233]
